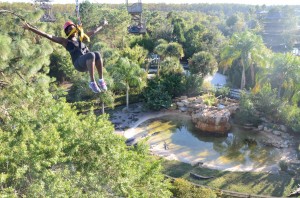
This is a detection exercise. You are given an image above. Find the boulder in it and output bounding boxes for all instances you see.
[191,107,231,134]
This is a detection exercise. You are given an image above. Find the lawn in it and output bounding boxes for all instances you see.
[162,160,298,197]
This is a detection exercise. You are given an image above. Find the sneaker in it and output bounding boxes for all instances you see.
[89,81,101,93]
[98,79,107,91]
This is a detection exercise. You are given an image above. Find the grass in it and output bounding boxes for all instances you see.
[161,159,298,197]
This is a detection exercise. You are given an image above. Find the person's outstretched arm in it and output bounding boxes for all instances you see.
[86,19,108,37]
[23,22,68,47]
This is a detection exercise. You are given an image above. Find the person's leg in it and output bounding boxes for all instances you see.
[74,52,101,93]
[95,52,107,91]
[86,58,96,82]
[94,51,103,79]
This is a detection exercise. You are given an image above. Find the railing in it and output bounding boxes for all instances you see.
[214,84,242,100]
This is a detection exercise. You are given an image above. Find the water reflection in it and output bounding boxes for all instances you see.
[137,114,282,171]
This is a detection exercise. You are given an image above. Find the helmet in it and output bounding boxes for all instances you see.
[63,21,75,30]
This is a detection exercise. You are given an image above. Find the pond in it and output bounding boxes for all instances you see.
[128,114,288,172]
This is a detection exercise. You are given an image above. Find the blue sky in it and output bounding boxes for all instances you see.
[1,0,300,5]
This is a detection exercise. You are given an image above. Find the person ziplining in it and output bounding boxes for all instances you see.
[21,1,108,93]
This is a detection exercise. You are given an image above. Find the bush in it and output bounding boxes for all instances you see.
[235,93,261,126]
[279,160,288,171]
[215,86,230,98]
[184,74,203,96]
[142,78,172,110]
[202,93,217,106]
[171,178,218,198]
[251,83,282,120]
[278,104,300,132]
[161,72,185,98]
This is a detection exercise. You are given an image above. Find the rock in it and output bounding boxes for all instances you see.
[282,133,291,139]
[181,99,189,106]
[264,127,273,133]
[180,96,188,100]
[280,125,288,133]
[179,107,188,112]
[273,130,282,136]
[191,107,231,134]
[176,102,184,107]
[194,98,203,103]
[258,125,264,131]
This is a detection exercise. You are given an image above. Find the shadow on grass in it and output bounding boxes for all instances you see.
[162,160,297,197]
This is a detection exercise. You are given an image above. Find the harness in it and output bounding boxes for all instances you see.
[66,25,90,42]
[67,0,90,42]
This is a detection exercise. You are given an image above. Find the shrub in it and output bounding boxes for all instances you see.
[142,77,172,110]
[171,178,218,198]
[235,93,261,126]
[279,160,288,171]
[251,83,282,120]
[184,74,203,96]
[215,86,230,98]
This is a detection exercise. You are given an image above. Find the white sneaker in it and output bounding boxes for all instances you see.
[98,79,107,91]
[89,82,101,93]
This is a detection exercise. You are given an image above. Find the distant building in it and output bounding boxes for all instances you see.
[260,8,300,53]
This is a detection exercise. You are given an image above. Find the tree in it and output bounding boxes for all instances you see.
[108,57,147,110]
[160,57,184,75]
[189,51,218,77]
[269,53,300,99]
[0,10,172,197]
[220,31,268,89]
[142,77,172,111]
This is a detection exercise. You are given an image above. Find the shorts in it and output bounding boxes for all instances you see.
[74,51,101,72]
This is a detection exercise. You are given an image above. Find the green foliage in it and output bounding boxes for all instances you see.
[0,34,12,68]
[160,57,184,75]
[220,31,268,89]
[68,75,96,101]
[172,17,186,43]
[252,83,282,120]
[108,57,147,109]
[161,72,185,98]
[0,83,172,197]
[143,77,172,111]
[202,94,218,106]
[279,161,288,172]
[184,74,203,96]
[278,105,300,132]
[121,45,148,66]
[235,93,261,126]
[189,51,217,76]
[130,33,155,52]
[171,178,218,198]
[154,41,184,60]
[0,9,172,196]
[49,47,75,82]
[215,86,230,98]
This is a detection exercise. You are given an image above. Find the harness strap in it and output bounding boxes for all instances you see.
[66,25,90,42]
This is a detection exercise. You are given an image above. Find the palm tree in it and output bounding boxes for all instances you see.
[270,53,300,99]
[220,31,268,89]
[109,57,147,110]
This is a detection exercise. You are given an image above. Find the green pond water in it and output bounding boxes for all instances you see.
[133,114,284,172]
